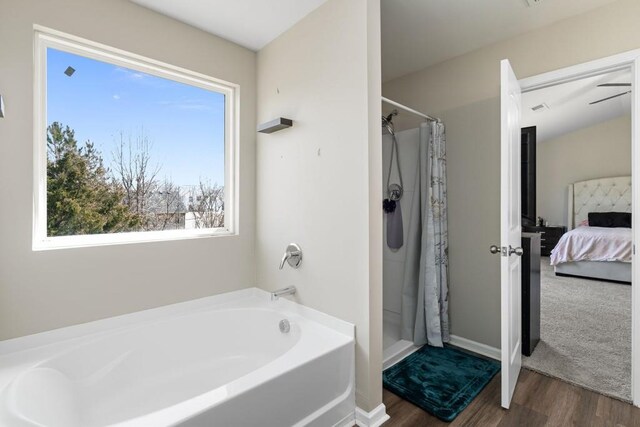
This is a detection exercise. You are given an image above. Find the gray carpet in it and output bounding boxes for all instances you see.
[522,259,631,401]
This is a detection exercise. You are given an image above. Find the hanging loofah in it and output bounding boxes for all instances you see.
[383,198,396,213]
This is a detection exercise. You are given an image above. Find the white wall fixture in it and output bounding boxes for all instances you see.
[0,95,4,118]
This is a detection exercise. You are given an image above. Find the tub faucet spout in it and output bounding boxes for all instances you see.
[271,286,296,301]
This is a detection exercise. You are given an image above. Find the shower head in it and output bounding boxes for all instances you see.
[382,109,398,135]
[385,109,398,123]
[382,117,394,135]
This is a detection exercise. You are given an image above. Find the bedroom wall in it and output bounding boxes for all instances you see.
[382,0,640,349]
[256,0,383,411]
[0,0,256,340]
[537,115,631,227]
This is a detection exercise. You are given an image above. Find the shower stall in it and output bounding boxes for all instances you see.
[381,97,450,369]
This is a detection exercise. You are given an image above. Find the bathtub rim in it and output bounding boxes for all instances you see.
[0,288,356,426]
[0,287,354,357]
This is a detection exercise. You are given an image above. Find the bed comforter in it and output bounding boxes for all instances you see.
[550,226,632,266]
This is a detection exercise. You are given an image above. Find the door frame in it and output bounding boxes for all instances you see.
[515,49,640,407]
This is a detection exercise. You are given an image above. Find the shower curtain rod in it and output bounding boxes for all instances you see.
[381,96,439,122]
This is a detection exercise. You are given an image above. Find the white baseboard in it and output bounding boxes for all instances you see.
[336,412,356,427]
[355,404,390,427]
[448,335,501,361]
[383,339,421,370]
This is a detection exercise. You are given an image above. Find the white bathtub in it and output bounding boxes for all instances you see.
[0,288,355,427]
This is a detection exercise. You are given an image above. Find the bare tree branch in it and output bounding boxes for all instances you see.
[187,179,224,229]
[146,180,186,230]
[111,129,162,230]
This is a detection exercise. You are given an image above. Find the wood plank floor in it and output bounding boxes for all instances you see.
[383,369,640,426]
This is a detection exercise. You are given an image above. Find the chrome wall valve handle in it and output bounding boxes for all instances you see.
[279,243,302,269]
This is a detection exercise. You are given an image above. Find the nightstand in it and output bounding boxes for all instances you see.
[522,225,567,256]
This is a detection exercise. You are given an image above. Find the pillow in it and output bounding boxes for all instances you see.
[588,212,631,228]
[578,219,589,227]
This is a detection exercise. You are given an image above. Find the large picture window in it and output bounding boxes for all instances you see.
[34,28,237,249]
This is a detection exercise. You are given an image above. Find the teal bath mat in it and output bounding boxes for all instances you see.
[383,345,500,422]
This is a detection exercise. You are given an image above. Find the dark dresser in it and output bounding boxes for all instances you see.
[522,225,566,256]
[521,233,541,356]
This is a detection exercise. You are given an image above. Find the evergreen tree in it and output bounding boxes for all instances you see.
[47,122,140,236]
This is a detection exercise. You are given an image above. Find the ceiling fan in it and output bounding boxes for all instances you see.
[589,83,632,105]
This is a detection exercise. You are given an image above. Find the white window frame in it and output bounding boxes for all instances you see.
[33,26,239,251]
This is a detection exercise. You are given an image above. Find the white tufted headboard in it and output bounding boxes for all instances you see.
[567,176,632,230]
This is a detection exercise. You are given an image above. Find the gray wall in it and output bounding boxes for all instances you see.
[0,0,256,340]
[383,0,640,348]
[440,99,502,346]
[537,115,631,226]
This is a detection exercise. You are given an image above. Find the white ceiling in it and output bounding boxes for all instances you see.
[381,0,620,82]
[130,0,328,51]
[132,0,624,83]
[522,69,631,143]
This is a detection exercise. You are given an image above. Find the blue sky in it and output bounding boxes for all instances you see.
[47,48,225,187]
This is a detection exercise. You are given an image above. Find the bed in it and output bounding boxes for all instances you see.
[551,176,632,283]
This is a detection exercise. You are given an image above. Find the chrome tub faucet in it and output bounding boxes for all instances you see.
[271,286,296,301]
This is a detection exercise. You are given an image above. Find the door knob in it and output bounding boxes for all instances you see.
[509,246,524,256]
[490,245,523,256]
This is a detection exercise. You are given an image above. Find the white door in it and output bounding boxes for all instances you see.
[498,59,523,409]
